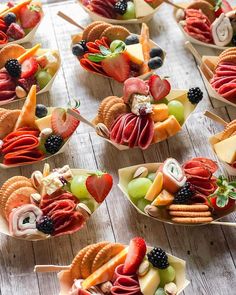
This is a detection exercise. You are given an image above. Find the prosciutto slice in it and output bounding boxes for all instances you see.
[111,265,142,295]
[123,78,149,103]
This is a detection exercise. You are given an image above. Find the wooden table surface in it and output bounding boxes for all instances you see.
[0,1,236,294]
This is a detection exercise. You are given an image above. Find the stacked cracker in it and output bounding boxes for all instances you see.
[0,108,21,139]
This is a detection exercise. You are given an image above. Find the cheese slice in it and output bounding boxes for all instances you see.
[214,135,236,164]
[133,0,154,18]
[35,115,52,131]
[139,267,160,295]
[145,172,163,201]
[126,43,144,65]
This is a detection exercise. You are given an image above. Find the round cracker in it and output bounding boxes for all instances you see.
[87,23,112,42]
[80,242,109,279]
[172,217,213,223]
[92,243,125,273]
[104,102,129,129]
[0,44,26,68]
[168,204,209,211]
[0,180,33,213]
[97,96,117,123]
[101,26,130,42]
[70,245,94,279]
[5,187,37,220]
[0,110,21,140]
[103,97,123,120]
[82,21,105,41]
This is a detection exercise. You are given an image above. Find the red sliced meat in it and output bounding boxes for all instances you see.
[40,191,78,208]
[184,158,218,174]
[2,134,39,154]
[123,78,149,103]
[3,149,44,165]
[138,116,154,149]
[188,178,217,196]
[217,83,236,103]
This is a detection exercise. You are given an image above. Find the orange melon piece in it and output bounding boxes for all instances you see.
[145,172,163,201]
[139,23,150,75]
[152,115,181,143]
[151,189,174,206]
[82,247,128,290]
[151,104,169,122]
[17,44,41,64]
[14,85,37,130]
[0,0,32,17]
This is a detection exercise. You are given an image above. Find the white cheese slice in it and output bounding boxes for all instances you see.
[139,267,160,295]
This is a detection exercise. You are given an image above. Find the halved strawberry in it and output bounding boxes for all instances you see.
[86,172,113,203]
[51,108,80,139]
[19,4,42,29]
[123,237,147,275]
[101,53,130,83]
[148,75,171,101]
[21,57,38,79]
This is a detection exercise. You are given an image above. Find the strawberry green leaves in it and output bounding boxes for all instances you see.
[211,176,236,208]
[88,42,126,63]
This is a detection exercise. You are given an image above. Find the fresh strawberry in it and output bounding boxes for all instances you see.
[86,172,113,203]
[148,75,171,101]
[19,4,42,29]
[123,237,147,275]
[101,53,130,83]
[215,0,232,17]
[51,108,80,139]
[210,197,235,212]
[21,57,38,79]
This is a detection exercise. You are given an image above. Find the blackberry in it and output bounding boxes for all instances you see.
[79,40,88,51]
[232,35,236,46]
[4,12,16,26]
[114,0,127,15]
[187,87,203,104]
[5,59,21,78]
[36,216,54,235]
[45,134,63,154]
[147,247,169,269]
[174,182,195,204]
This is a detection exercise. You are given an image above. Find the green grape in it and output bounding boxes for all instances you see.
[137,198,151,212]
[70,175,90,199]
[147,173,156,182]
[81,198,96,213]
[110,40,125,52]
[155,288,165,295]
[121,2,135,20]
[128,178,152,199]
[36,70,52,89]
[159,265,176,287]
[168,100,185,124]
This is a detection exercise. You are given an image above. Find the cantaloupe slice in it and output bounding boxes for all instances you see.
[151,189,174,206]
[151,104,169,122]
[14,85,37,130]
[17,44,41,64]
[0,0,32,17]
[82,247,128,290]
[145,172,163,201]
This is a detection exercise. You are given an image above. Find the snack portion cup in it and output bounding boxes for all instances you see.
[0,168,104,241]
[77,0,162,24]
[76,89,197,151]
[34,245,189,295]
[71,32,165,81]
[118,163,236,226]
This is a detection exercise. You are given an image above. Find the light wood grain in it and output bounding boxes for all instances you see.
[0,0,235,295]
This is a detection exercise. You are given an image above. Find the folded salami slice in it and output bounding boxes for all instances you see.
[3,149,44,165]
[190,158,218,173]
[80,57,106,75]
[218,83,236,102]
[129,116,141,148]
[138,115,154,149]
[183,158,218,176]
[187,178,217,196]
[123,115,138,146]
[40,191,77,209]
[123,77,149,103]
[41,199,76,216]
[3,128,40,142]
[2,134,39,154]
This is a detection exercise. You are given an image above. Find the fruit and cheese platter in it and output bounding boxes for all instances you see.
[61,15,166,82]
[77,0,163,24]
[70,75,202,150]
[205,111,236,176]
[171,0,236,50]
[0,85,81,168]
[34,237,189,295]
[0,43,60,105]
[118,157,236,226]
[186,41,236,107]
[0,162,113,241]
[0,0,44,48]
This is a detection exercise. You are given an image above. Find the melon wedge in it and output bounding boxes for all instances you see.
[82,247,128,290]
[14,85,37,130]
[18,44,41,64]
[145,172,163,201]
[151,189,174,206]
